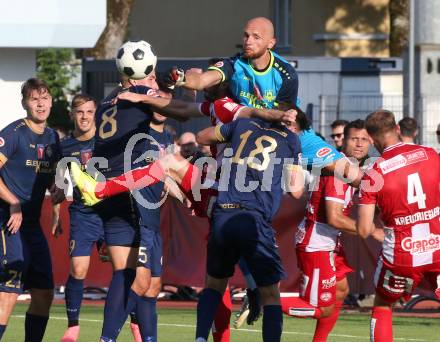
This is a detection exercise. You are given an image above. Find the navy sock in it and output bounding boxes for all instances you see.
[65,275,84,327]
[195,288,223,340]
[0,325,6,340]
[25,313,49,342]
[136,296,157,342]
[101,269,136,340]
[262,305,283,342]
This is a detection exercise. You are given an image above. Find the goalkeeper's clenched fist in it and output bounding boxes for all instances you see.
[163,66,186,89]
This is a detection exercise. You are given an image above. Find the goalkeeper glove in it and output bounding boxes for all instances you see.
[163,66,186,89]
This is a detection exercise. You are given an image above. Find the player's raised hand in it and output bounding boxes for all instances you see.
[282,109,297,126]
[7,202,22,233]
[163,66,186,89]
[371,226,385,242]
[51,217,63,238]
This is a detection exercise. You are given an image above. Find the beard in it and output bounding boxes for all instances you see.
[243,46,267,59]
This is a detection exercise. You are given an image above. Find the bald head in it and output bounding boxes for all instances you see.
[242,17,276,59]
[245,17,274,39]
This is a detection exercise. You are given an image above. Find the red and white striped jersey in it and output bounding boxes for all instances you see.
[198,97,245,161]
[296,174,356,252]
[359,142,440,267]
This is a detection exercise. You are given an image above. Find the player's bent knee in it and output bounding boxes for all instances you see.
[28,289,54,315]
[319,304,335,318]
[205,275,227,294]
[259,284,280,306]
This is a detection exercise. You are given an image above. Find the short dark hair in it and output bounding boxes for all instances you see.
[21,78,51,101]
[398,117,418,137]
[276,102,311,131]
[365,110,397,136]
[331,119,349,129]
[71,94,97,111]
[343,119,366,138]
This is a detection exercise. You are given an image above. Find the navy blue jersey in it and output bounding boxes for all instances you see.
[134,128,173,231]
[216,118,301,221]
[60,134,95,213]
[94,86,156,178]
[208,51,298,109]
[0,119,60,218]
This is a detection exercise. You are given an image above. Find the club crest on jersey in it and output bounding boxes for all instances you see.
[80,149,93,165]
[316,147,331,158]
[320,292,332,302]
[401,233,440,255]
[0,137,4,147]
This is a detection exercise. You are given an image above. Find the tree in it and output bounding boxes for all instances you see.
[36,49,77,132]
[83,0,135,59]
[389,0,409,56]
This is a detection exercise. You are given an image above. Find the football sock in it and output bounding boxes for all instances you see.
[101,269,136,340]
[25,313,49,342]
[0,325,6,340]
[212,288,232,342]
[371,306,393,342]
[96,162,165,199]
[238,258,257,289]
[135,296,157,341]
[262,305,283,342]
[196,288,223,340]
[65,275,84,327]
[281,296,322,318]
[313,300,342,342]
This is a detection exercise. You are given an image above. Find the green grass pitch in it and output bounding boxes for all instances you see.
[3,303,438,341]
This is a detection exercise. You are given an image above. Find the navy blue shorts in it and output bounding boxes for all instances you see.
[94,193,140,247]
[138,226,162,277]
[69,208,104,257]
[0,220,54,294]
[208,207,285,287]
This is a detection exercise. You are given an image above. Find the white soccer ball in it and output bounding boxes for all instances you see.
[115,40,157,80]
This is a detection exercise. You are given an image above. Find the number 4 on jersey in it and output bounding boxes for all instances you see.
[407,172,426,209]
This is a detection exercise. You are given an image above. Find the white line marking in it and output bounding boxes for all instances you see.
[10,315,427,341]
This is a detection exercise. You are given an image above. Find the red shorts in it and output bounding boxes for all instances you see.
[296,247,353,307]
[374,255,440,303]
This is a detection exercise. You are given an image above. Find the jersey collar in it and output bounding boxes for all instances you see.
[247,50,274,76]
[383,141,404,152]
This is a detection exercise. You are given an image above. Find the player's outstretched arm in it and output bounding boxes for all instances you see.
[284,165,305,199]
[195,126,223,145]
[356,204,376,238]
[114,92,203,121]
[164,68,223,91]
[324,159,363,188]
[238,107,297,125]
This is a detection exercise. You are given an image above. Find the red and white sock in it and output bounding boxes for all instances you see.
[212,288,232,342]
[370,306,393,342]
[96,161,165,199]
[281,296,322,319]
[312,300,342,342]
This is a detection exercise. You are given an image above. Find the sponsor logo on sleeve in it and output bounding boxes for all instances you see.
[0,137,4,147]
[316,147,332,158]
[214,61,224,68]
